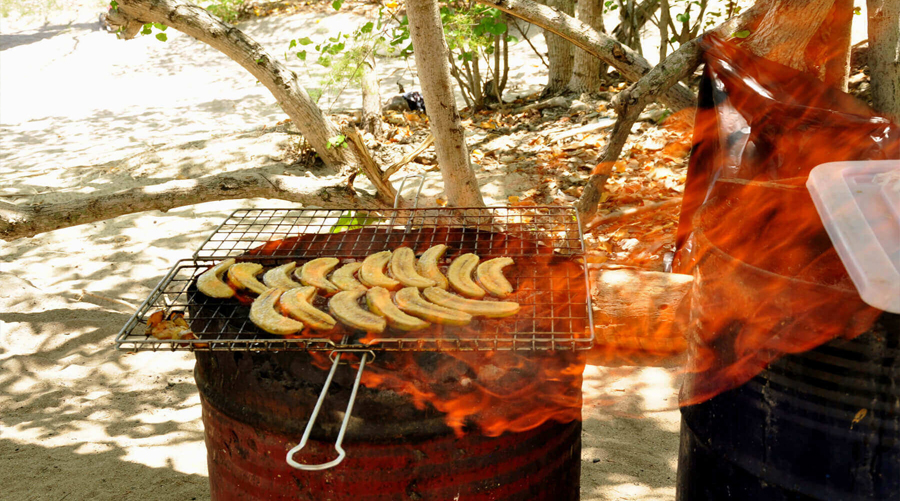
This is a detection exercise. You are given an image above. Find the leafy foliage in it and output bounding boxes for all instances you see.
[203,0,244,24]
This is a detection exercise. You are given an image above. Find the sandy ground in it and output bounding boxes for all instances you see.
[0,2,687,500]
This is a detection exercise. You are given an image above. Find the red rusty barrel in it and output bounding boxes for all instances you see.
[194,350,582,500]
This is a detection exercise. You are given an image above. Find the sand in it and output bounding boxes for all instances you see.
[1,3,681,499]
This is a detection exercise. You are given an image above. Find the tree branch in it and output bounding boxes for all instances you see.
[1,172,384,241]
[576,36,703,221]
[107,0,356,171]
[475,0,696,111]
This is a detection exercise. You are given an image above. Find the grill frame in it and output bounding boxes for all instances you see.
[115,206,595,353]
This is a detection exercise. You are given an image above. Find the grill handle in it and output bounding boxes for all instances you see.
[285,350,370,471]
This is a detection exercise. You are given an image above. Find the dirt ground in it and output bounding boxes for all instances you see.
[0,2,688,500]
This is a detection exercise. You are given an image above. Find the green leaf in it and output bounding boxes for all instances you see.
[360,21,374,34]
[489,22,507,36]
[676,13,690,23]
[732,29,751,39]
[505,35,518,43]
[141,23,152,35]
[289,39,297,49]
[153,23,167,31]
[109,1,118,11]
[155,32,167,42]
[326,134,347,149]
[296,50,307,61]
[298,37,313,46]
[853,6,861,15]
[332,0,343,10]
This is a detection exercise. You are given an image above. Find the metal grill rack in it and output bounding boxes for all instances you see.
[116,205,595,353]
[116,198,596,471]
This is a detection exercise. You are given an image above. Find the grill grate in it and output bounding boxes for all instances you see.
[116,206,595,353]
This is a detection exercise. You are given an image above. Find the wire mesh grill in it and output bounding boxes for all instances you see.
[116,206,595,353]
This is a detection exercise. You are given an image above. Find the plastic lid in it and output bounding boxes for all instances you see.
[807,160,900,313]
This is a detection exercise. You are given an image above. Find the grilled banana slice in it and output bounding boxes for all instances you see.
[329,290,387,333]
[197,258,236,298]
[298,257,340,294]
[331,262,367,292]
[281,286,337,331]
[249,288,305,335]
[475,257,516,298]
[390,247,436,289]
[227,262,270,295]
[359,251,400,290]
[263,262,303,290]
[366,286,430,331]
[423,287,520,318]
[447,253,486,299]
[417,244,449,290]
[394,287,472,326]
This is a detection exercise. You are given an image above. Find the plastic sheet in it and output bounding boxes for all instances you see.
[673,35,899,405]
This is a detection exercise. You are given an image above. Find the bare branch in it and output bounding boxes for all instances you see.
[475,0,696,110]
[107,0,355,171]
[1,172,384,241]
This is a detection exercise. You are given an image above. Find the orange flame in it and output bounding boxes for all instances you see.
[673,36,897,405]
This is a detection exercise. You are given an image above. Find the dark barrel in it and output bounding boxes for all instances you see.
[194,350,582,501]
[676,206,900,501]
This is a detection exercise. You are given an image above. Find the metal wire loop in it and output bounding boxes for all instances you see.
[285,351,369,471]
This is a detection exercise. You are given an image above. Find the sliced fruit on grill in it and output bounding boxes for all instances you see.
[447,253,486,299]
[390,247,436,289]
[298,257,340,294]
[416,244,449,290]
[280,286,337,331]
[366,286,430,331]
[331,262,367,292]
[249,288,305,335]
[475,257,516,298]
[394,287,472,326]
[359,250,400,290]
[228,262,270,295]
[197,258,236,298]
[329,289,387,333]
[262,262,303,290]
[422,287,520,318]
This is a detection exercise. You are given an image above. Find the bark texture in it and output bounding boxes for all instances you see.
[475,0,696,111]
[405,0,486,207]
[543,0,576,95]
[867,0,900,120]
[0,173,382,241]
[106,0,354,171]
[360,54,384,138]
[568,0,605,94]
[741,0,836,77]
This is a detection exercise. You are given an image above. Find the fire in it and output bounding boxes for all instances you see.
[355,350,585,437]
[249,224,589,436]
[673,36,897,406]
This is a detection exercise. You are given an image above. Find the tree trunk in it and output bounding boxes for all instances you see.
[612,0,659,48]
[740,0,837,77]
[543,0,576,95]
[360,53,384,138]
[867,0,900,120]
[106,0,355,171]
[405,0,486,207]
[812,0,853,91]
[475,0,696,111]
[568,0,605,94]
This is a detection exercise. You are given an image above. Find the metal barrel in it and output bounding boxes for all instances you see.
[194,350,582,500]
[676,206,900,500]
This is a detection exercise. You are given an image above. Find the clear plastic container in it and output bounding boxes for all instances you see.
[807,160,900,313]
